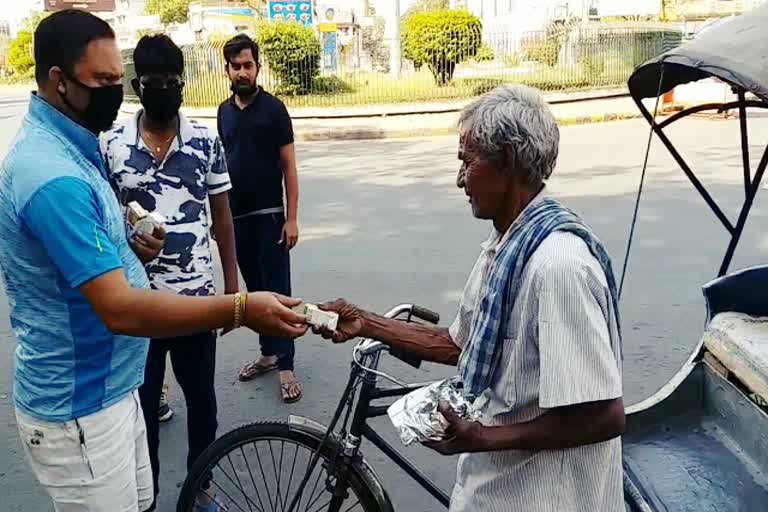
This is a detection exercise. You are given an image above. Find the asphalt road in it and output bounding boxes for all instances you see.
[1,92,768,511]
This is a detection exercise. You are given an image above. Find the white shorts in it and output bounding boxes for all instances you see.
[15,391,154,512]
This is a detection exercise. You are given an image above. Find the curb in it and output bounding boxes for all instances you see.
[293,111,643,142]
[556,111,643,126]
[120,87,630,120]
[295,126,457,142]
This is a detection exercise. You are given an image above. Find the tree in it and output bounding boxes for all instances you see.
[145,0,191,25]
[7,30,33,76]
[361,17,389,72]
[256,21,320,95]
[401,10,482,85]
[404,0,449,17]
[7,12,47,78]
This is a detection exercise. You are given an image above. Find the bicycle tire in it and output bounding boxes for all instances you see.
[177,421,394,512]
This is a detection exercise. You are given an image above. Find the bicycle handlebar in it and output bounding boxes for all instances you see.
[354,303,441,381]
[411,305,440,325]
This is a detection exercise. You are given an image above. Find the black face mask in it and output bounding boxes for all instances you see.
[59,74,124,134]
[140,85,183,124]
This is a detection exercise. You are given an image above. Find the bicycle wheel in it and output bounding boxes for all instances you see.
[177,421,393,512]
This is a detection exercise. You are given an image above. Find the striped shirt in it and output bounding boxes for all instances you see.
[448,197,624,512]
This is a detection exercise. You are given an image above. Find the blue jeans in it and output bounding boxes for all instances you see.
[234,212,295,371]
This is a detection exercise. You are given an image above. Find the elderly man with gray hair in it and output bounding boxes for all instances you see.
[318,84,625,511]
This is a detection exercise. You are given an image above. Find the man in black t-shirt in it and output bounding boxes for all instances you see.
[217,34,302,403]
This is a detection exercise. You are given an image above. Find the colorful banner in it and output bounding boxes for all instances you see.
[322,31,337,72]
[268,1,314,27]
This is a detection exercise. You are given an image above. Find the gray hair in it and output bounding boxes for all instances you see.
[459,84,559,183]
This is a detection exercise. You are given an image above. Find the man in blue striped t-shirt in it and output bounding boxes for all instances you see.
[101,34,239,511]
[0,11,308,512]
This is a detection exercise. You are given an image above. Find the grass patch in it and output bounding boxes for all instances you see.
[168,64,635,109]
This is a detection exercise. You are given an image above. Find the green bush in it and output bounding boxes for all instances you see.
[0,67,34,85]
[466,77,503,95]
[402,10,482,85]
[475,44,495,62]
[311,75,354,95]
[523,38,560,67]
[581,55,606,78]
[256,21,321,96]
[7,30,34,76]
[504,53,521,68]
[519,72,590,91]
[145,0,191,25]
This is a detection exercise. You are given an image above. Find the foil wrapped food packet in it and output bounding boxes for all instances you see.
[387,377,480,446]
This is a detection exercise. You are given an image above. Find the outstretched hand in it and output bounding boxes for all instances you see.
[313,298,364,343]
[244,292,309,338]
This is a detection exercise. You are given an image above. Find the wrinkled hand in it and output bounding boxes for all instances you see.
[244,292,309,338]
[423,401,487,455]
[132,225,166,263]
[314,299,364,343]
[279,220,299,251]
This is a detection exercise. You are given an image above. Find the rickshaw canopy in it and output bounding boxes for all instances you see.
[629,3,768,102]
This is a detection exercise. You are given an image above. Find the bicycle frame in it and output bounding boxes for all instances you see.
[286,304,450,512]
[348,360,451,507]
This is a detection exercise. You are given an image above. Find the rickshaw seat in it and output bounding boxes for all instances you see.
[703,312,768,404]
[703,265,768,319]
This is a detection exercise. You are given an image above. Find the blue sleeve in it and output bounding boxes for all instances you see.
[21,177,123,288]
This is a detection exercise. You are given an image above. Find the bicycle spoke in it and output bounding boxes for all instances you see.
[193,435,367,512]
[213,460,264,512]
[208,475,252,512]
[226,452,255,512]
[252,443,277,512]
[342,500,361,512]
[283,443,301,509]
[288,441,322,512]
[241,445,268,512]
[303,467,327,512]
[308,497,334,512]
[278,442,286,509]
[268,440,285,511]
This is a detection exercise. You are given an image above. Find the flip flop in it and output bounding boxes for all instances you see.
[280,378,303,403]
[238,360,278,382]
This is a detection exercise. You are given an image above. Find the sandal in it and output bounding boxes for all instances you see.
[280,375,303,403]
[238,359,278,382]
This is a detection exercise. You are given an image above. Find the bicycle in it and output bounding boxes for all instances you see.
[177,304,448,512]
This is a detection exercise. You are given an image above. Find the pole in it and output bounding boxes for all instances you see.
[389,0,401,79]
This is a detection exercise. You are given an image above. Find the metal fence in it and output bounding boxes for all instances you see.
[123,25,682,110]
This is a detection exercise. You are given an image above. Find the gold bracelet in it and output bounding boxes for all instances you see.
[240,291,248,319]
[233,293,243,329]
